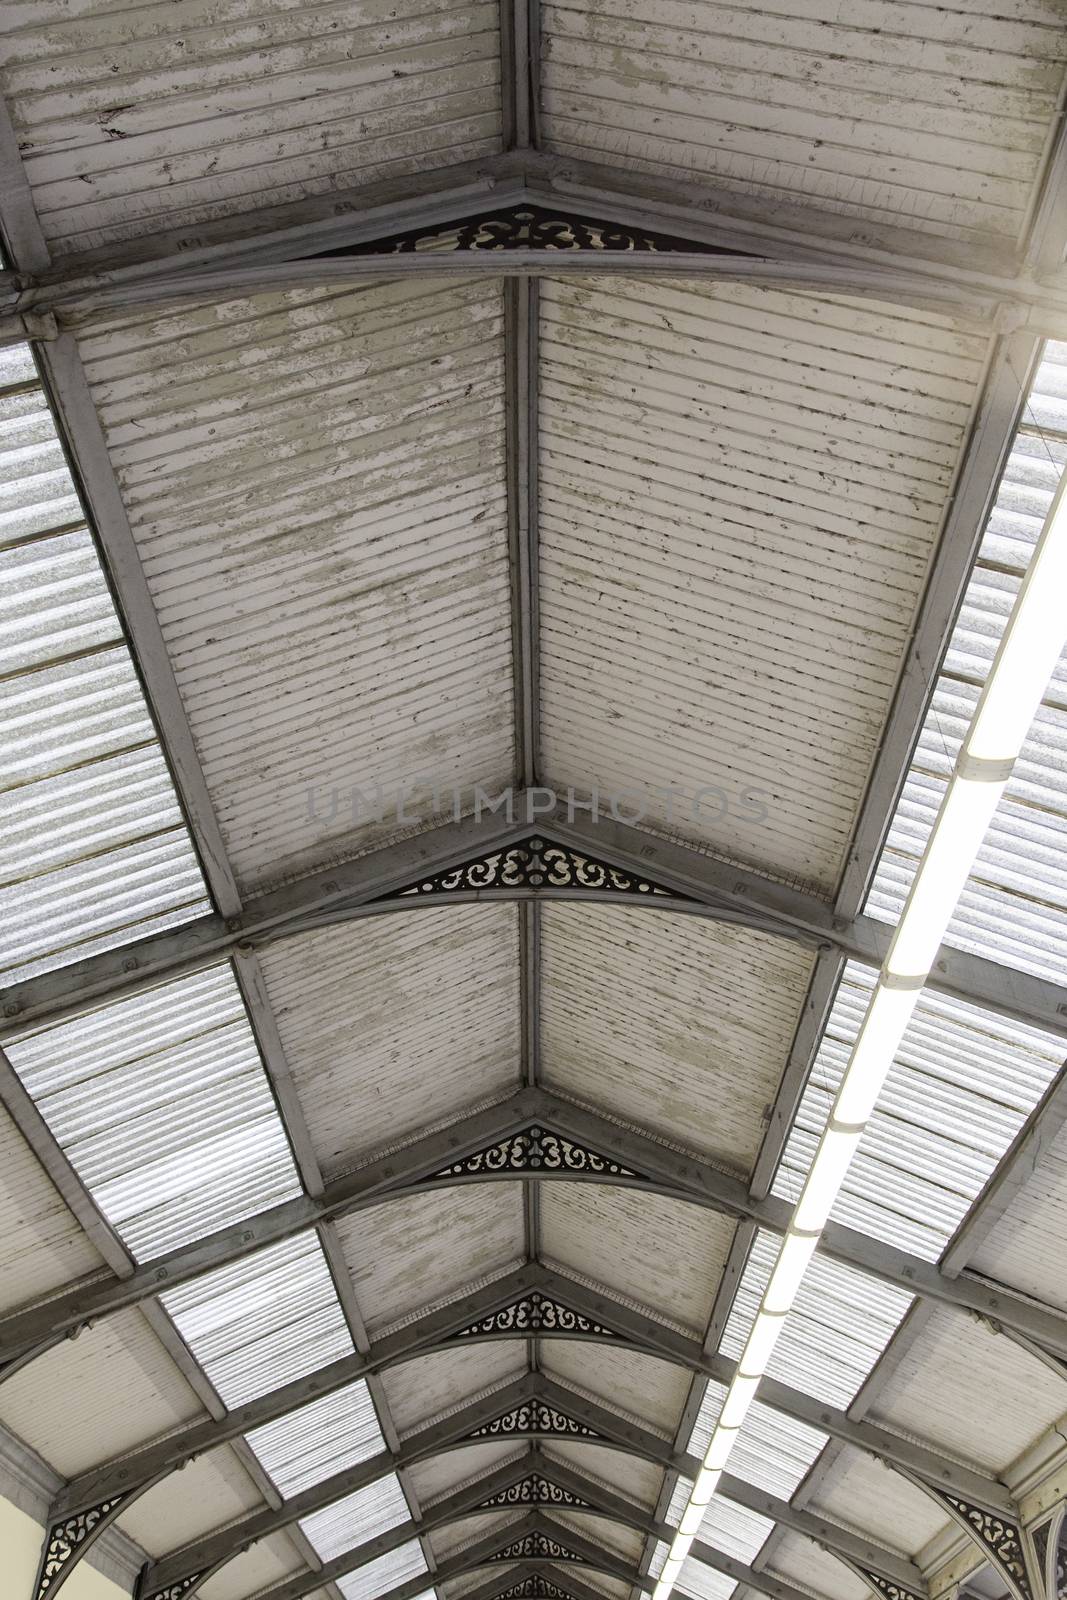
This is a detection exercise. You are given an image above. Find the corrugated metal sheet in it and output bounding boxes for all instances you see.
[765,1532,867,1600]
[866,1306,1067,1473]
[1,0,502,255]
[540,0,1066,243]
[381,1344,528,1438]
[336,1184,526,1335]
[545,1441,664,1510]
[554,1510,646,1565]
[258,904,522,1176]
[0,344,211,984]
[770,962,1065,1261]
[805,1445,946,1560]
[539,277,989,890]
[541,1184,735,1335]
[676,1555,735,1600]
[300,1474,411,1563]
[541,1341,691,1435]
[541,904,814,1171]
[405,1441,520,1507]
[0,1095,105,1311]
[431,1512,520,1560]
[5,962,302,1260]
[443,1578,516,1600]
[116,1443,267,1557]
[199,1531,303,1600]
[685,1388,827,1505]
[0,344,82,535]
[246,1380,386,1498]
[566,1577,628,1600]
[0,1303,201,1478]
[721,1232,913,1409]
[699,1499,773,1565]
[161,1231,354,1407]
[335,1540,427,1600]
[72,278,514,892]
[969,1115,1067,1313]
[866,341,1067,981]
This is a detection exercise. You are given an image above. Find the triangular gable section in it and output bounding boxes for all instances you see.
[493,1579,576,1600]
[424,1125,649,1185]
[379,836,686,903]
[467,1398,601,1443]
[309,204,754,260]
[447,1289,624,1344]
[490,1532,585,1563]
[476,1473,594,1511]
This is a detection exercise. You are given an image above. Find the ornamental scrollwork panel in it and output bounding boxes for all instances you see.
[490,1533,583,1562]
[495,1579,573,1600]
[427,1126,645,1184]
[318,205,742,259]
[388,837,683,901]
[36,1499,127,1600]
[858,1570,925,1600]
[478,1475,591,1510]
[942,1497,1033,1600]
[449,1290,622,1343]
[468,1400,599,1441]
[141,1580,204,1600]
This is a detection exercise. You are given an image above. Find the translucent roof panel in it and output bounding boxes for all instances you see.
[300,1472,411,1563]
[247,1380,386,1499]
[721,1232,913,1409]
[162,1232,354,1407]
[5,963,302,1260]
[677,1558,737,1600]
[334,1540,428,1600]
[866,342,1067,981]
[685,1385,827,1504]
[0,343,211,984]
[770,963,1065,1260]
[665,1471,773,1566]
[696,1499,774,1565]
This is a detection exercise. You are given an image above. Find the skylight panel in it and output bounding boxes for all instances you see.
[300,1473,411,1563]
[684,1386,826,1505]
[334,1540,428,1600]
[866,344,1067,981]
[0,345,211,983]
[161,1231,354,1407]
[720,1233,913,1411]
[247,1382,388,1499]
[5,962,302,1259]
[770,962,1065,1260]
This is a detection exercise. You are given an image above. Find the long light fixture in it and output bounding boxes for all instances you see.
[653,467,1067,1600]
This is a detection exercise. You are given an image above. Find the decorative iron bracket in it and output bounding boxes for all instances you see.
[495,1578,575,1600]
[136,1579,203,1600]
[478,1474,593,1511]
[385,836,686,902]
[939,1494,1037,1600]
[313,204,750,259]
[858,1568,926,1600]
[35,1497,129,1600]
[468,1399,600,1442]
[425,1125,647,1184]
[448,1290,623,1344]
[490,1532,584,1562]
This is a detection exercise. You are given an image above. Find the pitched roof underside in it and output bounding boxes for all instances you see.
[1,10,1067,1600]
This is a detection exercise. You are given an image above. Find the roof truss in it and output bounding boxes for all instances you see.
[2,806,1064,1038]
[4,1087,1066,1382]
[2,43,1067,1600]
[130,1386,928,1600]
[6,152,1067,332]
